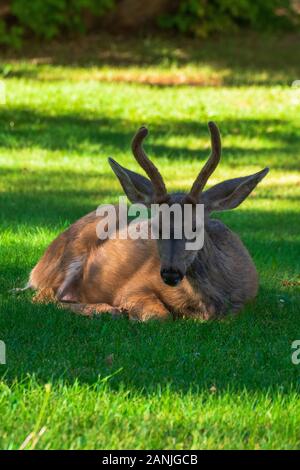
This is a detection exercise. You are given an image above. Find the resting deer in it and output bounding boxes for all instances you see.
[26,122,268,321]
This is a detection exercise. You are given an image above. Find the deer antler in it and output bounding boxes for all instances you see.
[185,121,221,203]
[131,126,169,203]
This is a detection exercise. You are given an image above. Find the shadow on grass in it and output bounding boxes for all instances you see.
[0,283,299,395]
[1,107,299,170]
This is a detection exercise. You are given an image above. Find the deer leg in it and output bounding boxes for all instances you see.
[60,302,125,318]
[125,293,172,322]
[32,287,57,303]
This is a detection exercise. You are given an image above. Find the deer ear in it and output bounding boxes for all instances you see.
[108,158,154,204]
[203,167,269,213]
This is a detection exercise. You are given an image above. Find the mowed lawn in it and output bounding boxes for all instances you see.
[0,35,300,449]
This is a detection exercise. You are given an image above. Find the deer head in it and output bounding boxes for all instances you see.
[109,122,269,287]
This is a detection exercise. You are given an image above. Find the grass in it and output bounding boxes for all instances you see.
[0,33,300,450]
[1,32,300,86]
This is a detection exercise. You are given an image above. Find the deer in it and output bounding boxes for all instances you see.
[23,122,268,321]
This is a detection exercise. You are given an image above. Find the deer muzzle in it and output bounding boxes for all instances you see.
[160,268,184,287]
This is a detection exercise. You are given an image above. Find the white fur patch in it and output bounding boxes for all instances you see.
[57,256,85,302]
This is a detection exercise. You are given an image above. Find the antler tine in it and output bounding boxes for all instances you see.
[186,121,221,203]
[131,126,168,202]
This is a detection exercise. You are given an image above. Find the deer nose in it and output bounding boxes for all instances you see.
[160,268,183,287]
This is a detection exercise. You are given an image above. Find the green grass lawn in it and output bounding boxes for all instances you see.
[0,34,300,450]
